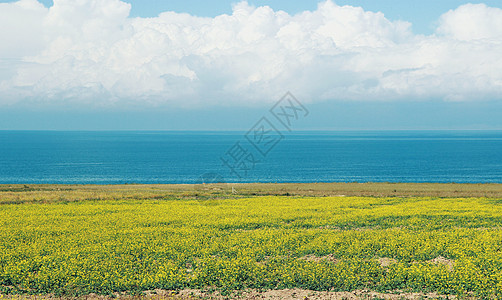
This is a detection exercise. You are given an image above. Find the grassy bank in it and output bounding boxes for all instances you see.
[1,182,502,204]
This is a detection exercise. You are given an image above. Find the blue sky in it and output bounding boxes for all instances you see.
[130,0,501,35]
[0,0,502,130]
[23,0,502,34]
[2,100,502,131]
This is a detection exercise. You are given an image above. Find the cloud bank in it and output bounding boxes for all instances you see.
[1,0,502,108]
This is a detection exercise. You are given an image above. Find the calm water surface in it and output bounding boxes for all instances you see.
[0,131,501,184]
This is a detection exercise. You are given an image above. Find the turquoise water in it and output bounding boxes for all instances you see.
[0,131,501,184]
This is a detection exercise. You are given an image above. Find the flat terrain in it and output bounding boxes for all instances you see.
[1,183,502,299]
[1,182,502,203]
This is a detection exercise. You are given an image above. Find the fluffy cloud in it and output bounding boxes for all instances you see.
[0,0,502,108]
[437,3,502,41]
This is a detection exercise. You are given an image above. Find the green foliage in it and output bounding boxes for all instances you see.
[0,195,502,297]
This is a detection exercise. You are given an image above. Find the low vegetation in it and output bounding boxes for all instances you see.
[0,183,502,298]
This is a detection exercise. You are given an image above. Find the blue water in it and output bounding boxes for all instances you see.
[0,131,501,184]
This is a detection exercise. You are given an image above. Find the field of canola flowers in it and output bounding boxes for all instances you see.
[1,187,502,298]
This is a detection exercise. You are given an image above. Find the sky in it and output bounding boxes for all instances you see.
[0,0,502,130]
[17,0,502,34]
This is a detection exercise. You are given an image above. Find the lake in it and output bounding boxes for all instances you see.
[0,130,501,184]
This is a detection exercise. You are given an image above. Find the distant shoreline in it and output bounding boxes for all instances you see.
[2,182,502,198]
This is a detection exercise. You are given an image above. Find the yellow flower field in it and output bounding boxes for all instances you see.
[1,190,502,298]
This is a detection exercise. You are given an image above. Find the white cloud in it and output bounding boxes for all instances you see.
[0,0,502,108]
[0,0,47,58]
[437,3,502,41]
